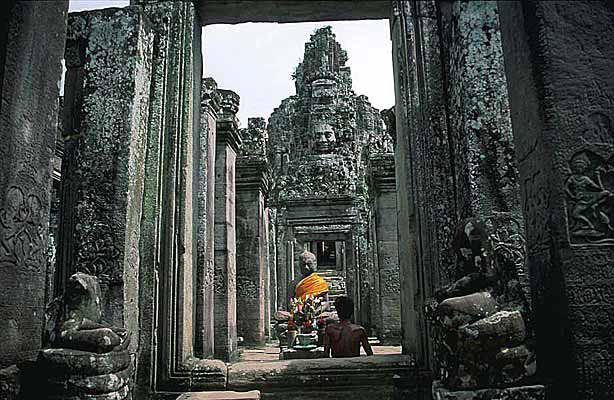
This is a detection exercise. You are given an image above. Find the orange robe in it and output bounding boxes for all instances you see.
[295,273,329,299]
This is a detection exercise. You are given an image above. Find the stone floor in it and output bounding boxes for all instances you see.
[236,340,402,363]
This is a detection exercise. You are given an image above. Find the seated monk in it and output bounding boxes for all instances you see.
[323,296,373,358]
[289,250,329,302]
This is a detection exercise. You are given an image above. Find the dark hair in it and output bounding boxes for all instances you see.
[334,296,354,320]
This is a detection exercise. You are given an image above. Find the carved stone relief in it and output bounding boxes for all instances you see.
[0,187,46,271]
[565,149,614,245]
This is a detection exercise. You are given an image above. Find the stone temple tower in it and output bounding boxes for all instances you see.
[267,26,397,340]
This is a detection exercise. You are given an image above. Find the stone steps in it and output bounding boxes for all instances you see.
[318,270,347,301]
[176,390,260,400]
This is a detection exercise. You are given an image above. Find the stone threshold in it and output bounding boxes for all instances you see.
[154,354,432,400]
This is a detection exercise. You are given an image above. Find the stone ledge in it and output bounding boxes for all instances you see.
[228,354,418,392]
[432,381,546,400]
[177,390,260,400]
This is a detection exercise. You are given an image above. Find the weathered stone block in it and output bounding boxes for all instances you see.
[437,292,497,330]
[433,381,545,400]
[457,311,526,352]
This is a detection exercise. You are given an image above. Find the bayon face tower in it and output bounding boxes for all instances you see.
[268,26,388,203]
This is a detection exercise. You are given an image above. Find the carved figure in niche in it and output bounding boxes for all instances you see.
[311,122,337,154]
[426,218,535,390]
[290,250,329,302]
[565,151,614,240]
[37,273,132,400]
[45,273,129,353]
[0,186,45,270]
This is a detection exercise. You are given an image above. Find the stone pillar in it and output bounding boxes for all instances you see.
[439,0,522,222]
[214,89,241,361]
[390,0,428,364]
[275,216,289,309]
[57,8,153,352]
[0,0,67,373]
[391,0,525,366]
[132,0,226,394]
[236,118,270,347]
[369,154,401,344]
[498,2,614,399]
[268,208,278,318]
[196,77,221,358]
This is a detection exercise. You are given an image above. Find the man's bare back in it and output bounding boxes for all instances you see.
[324,320,373,358]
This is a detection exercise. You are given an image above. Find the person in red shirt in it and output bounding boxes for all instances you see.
[323,296,373,358]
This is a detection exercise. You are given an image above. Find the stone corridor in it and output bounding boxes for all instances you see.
[1,1,614,400]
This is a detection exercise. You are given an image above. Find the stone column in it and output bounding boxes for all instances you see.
[498,2,614,399]
[57,9,153,351]
[390,0,427,363]
[369,153,401,345]
[131,0,226,393]
[196,77,221,358]
[438,0,523,223]
[0,0,67,374]
[236,118,270,347]
[214,89,241,362]
[268,208,278,317]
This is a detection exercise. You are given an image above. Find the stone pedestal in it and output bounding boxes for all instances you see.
[214,89,242,362]
[432,381,545,400]
[368,154,401,344]
[498,1,614,398]
[57,8,153,352]
[38,348,133,400]
[0,0,67,372]
[236,118,270,347]
[196,77,221,358]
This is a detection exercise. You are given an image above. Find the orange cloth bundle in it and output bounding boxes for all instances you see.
[295,273,329,299]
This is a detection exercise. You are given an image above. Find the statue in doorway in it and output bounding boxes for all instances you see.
[275,250,331,348]
[426,218,535,391]
[289,250,330,301]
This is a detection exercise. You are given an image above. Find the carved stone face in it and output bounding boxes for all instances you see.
[570,154,590,174]
[300,250,317,276]
[313,123,336,154]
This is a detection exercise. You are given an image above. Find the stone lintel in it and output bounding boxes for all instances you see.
[236,158,270,194]
[432,381,545,400]
[199,1,390,25]
[293,224,353,235]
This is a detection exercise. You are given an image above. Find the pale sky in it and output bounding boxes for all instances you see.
[68,1,395,128]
